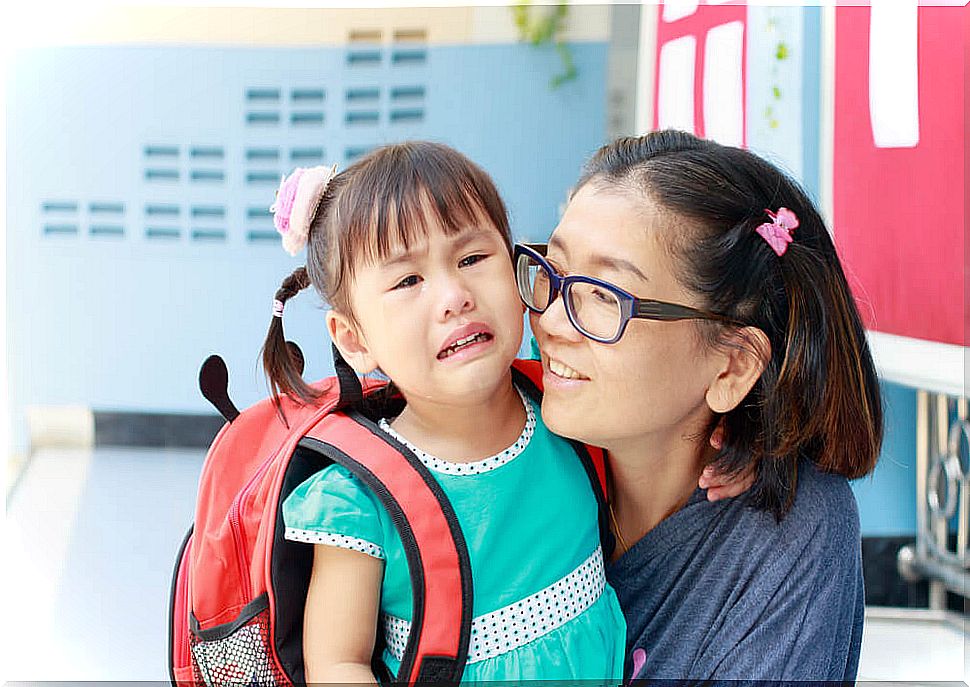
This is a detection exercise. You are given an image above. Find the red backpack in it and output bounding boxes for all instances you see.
[169,351,608,686]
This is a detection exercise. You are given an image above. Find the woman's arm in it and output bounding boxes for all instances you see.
[698,473,865,680]
[303,543,384,684]
[703,541,864,680]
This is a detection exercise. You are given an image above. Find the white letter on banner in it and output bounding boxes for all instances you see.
[703,21,745,147]
[658,35,697,133]
[663,0,699,23]
[869,0,919,148]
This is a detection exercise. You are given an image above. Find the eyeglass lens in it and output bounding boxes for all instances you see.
[567,281,622,340]
[516,253,623,340]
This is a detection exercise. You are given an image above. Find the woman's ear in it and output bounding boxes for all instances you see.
[705,327,771,413]
[326,310,379,375]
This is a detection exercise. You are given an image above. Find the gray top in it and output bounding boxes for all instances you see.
[606,459,864,681]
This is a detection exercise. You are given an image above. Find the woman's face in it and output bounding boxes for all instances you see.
[531,184,722,452]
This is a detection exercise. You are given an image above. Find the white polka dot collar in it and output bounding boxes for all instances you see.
[377,387,536,475]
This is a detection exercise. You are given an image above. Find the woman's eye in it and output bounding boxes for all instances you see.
[591,287,613,304]
[393,275,421,290]
[459,253,488,268]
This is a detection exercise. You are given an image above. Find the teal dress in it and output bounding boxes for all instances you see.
[283,387,626,683]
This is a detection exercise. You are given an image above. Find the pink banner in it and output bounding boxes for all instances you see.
[833,5,967,346]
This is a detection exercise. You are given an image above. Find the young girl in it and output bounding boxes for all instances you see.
[262,142,627,684]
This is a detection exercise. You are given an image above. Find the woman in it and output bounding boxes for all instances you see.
[517,130,882,680]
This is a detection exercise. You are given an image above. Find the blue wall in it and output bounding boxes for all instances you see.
[7,26,930,541]
[852,381,919,536]
[6,42,607,451]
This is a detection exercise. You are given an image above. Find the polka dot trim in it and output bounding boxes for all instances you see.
[283,527,385,560]
[381,545,606,664]
[383,613,410,663]
[377,387,536,476]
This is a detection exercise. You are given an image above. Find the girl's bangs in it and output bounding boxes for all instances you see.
[341,175,495,269]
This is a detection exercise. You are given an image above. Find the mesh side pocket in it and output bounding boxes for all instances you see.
[190,597,288,686]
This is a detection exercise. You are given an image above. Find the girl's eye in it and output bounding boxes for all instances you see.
[459,253,488,268]
[393,275,421,290]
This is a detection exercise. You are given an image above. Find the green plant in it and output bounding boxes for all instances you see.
[763,15,789,130]
[511,2,577,89]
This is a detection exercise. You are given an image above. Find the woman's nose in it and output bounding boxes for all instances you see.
[536,290,583,342]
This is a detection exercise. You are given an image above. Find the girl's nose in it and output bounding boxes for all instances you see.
[437,274,474,320]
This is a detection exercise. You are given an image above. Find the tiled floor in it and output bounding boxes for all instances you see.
[857,608,967,683]
[5,447,203,681]
[4,447,967,682]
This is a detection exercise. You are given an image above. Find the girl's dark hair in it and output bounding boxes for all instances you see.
[262,140,512,416]
[578,129,882,518]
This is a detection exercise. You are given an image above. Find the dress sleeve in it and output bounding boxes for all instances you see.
[529,336,542,361]
[282,463,387,560]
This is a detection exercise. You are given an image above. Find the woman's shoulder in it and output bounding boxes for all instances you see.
[791,459,859,523]
[705,459,860,565]
[768,459,861,558]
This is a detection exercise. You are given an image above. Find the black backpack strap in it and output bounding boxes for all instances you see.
[331,344,364,411]
[299,411,473,685]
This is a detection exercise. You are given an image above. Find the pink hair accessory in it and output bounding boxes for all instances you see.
[272,299,285,318]
[755,207,799,257]
[269,163,339,256]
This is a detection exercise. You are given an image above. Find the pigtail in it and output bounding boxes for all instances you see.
[739,219,883,517]
[774,243,882,478]
[261,266,319,422]
[747,247,831,515]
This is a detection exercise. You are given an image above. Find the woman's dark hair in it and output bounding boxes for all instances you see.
[262,140,512,417]
[578,129,882,518]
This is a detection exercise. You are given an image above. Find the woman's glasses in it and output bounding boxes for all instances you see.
[514,243,743,344]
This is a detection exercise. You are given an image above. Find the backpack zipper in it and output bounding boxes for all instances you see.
[228,456,274,599]
[228,400,342,603]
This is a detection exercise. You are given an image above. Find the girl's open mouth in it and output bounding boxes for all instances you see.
[437,332,494,360]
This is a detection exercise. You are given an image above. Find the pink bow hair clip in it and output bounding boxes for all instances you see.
[755,207,799,257]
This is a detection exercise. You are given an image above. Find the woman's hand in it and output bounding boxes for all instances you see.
[698,423,756,501]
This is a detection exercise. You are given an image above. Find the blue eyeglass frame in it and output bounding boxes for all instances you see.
[513,243,744,344]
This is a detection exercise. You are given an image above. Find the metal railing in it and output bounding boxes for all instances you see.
[898,391,970,606]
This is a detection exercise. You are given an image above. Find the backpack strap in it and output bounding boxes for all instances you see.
[331,344,364,411]
[299,411,473,685]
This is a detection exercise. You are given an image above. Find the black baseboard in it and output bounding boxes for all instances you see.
[862,535,965,611]
[94,411,225,448]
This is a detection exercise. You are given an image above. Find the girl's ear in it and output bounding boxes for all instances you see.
[705,327,771,414]
[326,310,379,375]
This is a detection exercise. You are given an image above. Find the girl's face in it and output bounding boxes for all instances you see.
[531,184,723,452]
[332,213,524,409]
